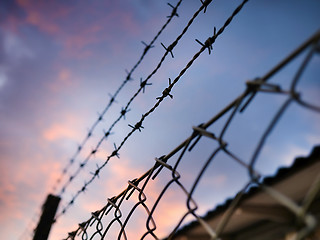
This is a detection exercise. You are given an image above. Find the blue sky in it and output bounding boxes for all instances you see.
[0,0,319,239]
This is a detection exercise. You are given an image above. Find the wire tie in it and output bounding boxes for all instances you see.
[126,178,139,200]
[91,211,100,221]
[68,231,77,239]
[188,123,205,151]
[107,198,118,208]
[192,126,217,140]
[155,157,172,171]
[246,79,282,92]
[78,222,87,231]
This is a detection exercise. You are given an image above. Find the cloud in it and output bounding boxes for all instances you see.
[2,31,34,64]
[46,68,76,93]
[1,0,143,60]
[42,114,83,142]
[0,141,62,229]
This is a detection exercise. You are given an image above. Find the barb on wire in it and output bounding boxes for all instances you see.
[140,78,152,93]
[167,2,180,18]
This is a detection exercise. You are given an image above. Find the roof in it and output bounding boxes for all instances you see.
[170,145,320,240]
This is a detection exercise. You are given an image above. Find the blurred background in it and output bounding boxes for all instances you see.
[0,0,319,239]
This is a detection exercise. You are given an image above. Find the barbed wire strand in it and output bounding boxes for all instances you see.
[51,0,183,194]
[54,0,212,198]
[63,29,320,240]
[54,0,215,209]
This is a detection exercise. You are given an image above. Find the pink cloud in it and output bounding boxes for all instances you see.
[42,113,83,142]
[3,0,144,61]
[17,0,71,35]
[47,68,76,93]
[0,147,62,231]
[43,123,78,141]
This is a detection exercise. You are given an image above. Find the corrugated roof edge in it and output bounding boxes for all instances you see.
[170,145,320,238]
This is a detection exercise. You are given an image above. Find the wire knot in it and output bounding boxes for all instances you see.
[68,231,77,239]
[104,131,110,138]
[91,164,101,178]
[78,221,87,231]
[98,114,103,121]
[161,42,176,58]
[140,78,152,93]
[142,41,154,55]
[81,184,86,192]
[91,149,97,155]
[108,93,117,104]
[196,27,216,54]
[246,78,282,93]
[157,78,173,100]
[91,211,100,220]
[120,107,131,120]
[125,69,133,81]
[128,120,144,132]
[111,143,120,158]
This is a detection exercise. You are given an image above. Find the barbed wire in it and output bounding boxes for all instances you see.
[62,29,320,240]
[53,0,214,207]
[51,0,183,194]
[53,0,212,198]
[54,0,248,220]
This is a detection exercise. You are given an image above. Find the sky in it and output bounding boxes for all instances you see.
[0,0,320,239]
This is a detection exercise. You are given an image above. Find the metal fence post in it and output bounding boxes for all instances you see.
[33,194,61,240]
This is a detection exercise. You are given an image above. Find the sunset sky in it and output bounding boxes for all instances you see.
[1,0,320,239]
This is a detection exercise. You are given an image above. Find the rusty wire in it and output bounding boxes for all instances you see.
[62,28,320,240]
